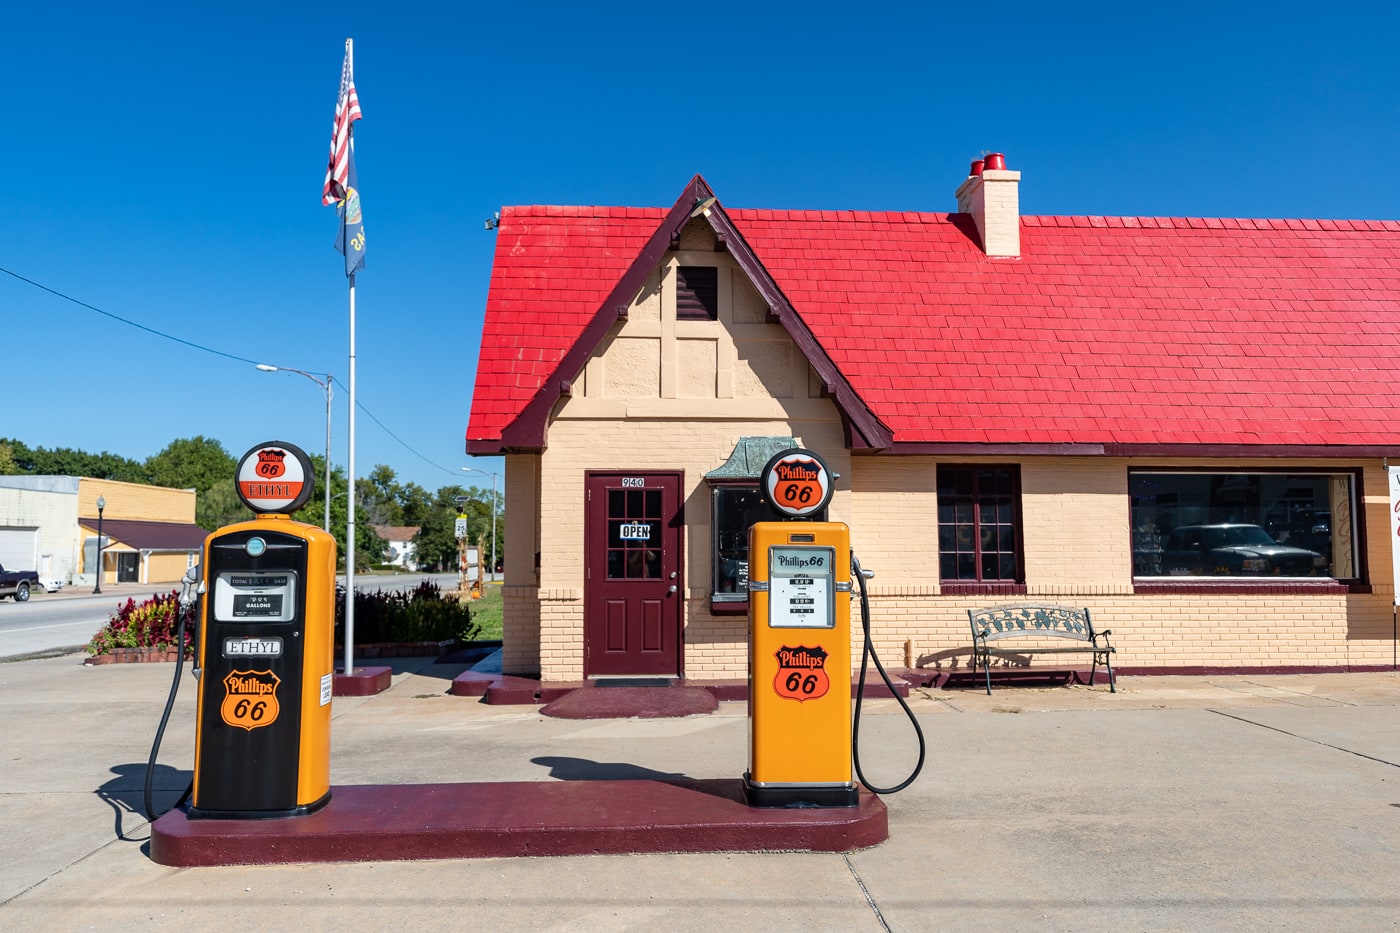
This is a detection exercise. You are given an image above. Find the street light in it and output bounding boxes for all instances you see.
[256,364,333,532]
[461,467,499,582]
[93,495,106,594]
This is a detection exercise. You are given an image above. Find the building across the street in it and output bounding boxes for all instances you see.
[465,156,1400,684]
[0,475,206,587]
[374,525,422,571]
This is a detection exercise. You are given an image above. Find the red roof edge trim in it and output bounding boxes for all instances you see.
[700,199,894,451]
[493,175,716,452]
[887,443,1108,456]
[1104,444,1400,458]
[889,442,1400,458]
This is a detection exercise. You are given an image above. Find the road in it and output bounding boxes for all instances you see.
[0,590,118,660]
[0,572,469,662]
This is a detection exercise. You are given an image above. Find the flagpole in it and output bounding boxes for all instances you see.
[325,35,362,679]
[343,37,357,680]
[345,271,357,679]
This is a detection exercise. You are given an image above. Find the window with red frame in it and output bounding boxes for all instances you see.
[937,465,1023,582]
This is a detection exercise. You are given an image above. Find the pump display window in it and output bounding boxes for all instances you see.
[710,484,814,609]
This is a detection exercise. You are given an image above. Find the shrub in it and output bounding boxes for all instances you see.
[86,591,196,657]
[333,579,478,645]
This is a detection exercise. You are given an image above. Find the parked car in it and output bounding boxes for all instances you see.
[1162,524,1326,577]
[0,562,42,601]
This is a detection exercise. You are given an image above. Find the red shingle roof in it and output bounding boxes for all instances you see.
[468,204,661,445]
[467,188,1400,453]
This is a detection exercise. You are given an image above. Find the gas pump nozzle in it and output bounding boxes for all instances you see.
[179,564,205,680]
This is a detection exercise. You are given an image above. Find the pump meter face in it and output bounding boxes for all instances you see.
[766,546,836,628]
[213,572,298,623]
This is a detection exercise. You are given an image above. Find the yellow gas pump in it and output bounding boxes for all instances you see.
[188,441,337,819]
[744,448,860,807]
[746,519,858,807]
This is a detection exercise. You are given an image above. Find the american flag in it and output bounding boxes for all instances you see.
[322,44,362,207]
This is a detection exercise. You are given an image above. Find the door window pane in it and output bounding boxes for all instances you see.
[606,482,663,580]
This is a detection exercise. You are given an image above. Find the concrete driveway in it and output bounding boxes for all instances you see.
[2,654,1399,931]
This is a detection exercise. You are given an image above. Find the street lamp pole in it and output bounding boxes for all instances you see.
[461,467,499,581]
[256,364,333,532]
[92,495,106,594]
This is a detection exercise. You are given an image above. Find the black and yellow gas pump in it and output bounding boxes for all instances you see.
[744,448,925,808]
[187,441,337,819]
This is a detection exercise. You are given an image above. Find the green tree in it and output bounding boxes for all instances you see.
[359,464,403,526]
[0,441,17,475]
[291,459,385,571]
[398,481,434,525]
[412,484,501,572]
[2,438,145,481]
[198,478,252,531]
[145,436,236,494]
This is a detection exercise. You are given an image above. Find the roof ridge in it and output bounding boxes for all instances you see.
[504,204,667,216]
[501,206,1400,231]
[1022,214,1400,231]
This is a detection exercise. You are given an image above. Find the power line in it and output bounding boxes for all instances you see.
[2,263,469,482]
[334,376,465,481]
[0,264,264,366]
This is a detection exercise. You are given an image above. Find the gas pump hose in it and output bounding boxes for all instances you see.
[850,553,926,795]
[143,598,195,823]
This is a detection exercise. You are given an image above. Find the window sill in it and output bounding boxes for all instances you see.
[1134,579,1365,595]
[710,598,749,615]
[938,582,1028,596]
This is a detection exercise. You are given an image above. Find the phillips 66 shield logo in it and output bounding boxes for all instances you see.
[759,448,835,518]
[221,670,281,731]
[234,440,315,515]
[774,645,831,702]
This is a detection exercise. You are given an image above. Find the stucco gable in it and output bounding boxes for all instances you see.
[468,176,890,455]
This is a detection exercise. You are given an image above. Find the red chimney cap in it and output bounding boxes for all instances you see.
[983,152,1006,171]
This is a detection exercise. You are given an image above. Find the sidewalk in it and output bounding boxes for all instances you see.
[3,652,1400,930]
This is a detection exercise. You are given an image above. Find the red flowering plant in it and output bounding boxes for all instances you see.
[85,590,196,658]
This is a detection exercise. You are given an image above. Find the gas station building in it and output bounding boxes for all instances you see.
[465,159,1400,685]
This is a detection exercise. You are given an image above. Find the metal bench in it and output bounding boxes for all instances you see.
[968,604,1115,694]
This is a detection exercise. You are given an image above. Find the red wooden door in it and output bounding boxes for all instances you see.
[585,472,683,677]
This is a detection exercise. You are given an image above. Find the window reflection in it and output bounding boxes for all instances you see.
[1130,472,1353,579]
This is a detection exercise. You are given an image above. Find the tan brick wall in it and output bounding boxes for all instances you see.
[854,456,1395,676]
[79,478,195,522]
[501,585,541,675]
[146,552,194,585]
[889,591,1389,675]
[497,233,1397,681]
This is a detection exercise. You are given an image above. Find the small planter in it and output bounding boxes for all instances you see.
[85,647,188,665]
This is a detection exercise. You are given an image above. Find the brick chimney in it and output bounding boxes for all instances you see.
[955,153,1020,258]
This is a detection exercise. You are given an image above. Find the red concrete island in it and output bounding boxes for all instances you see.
[332,665,393,696]
[150,779,888,866]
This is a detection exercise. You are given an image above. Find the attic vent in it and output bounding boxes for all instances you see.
[676,266,718,320]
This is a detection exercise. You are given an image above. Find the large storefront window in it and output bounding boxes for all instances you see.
[937,465,1023,582]
[1130,471,1357,579]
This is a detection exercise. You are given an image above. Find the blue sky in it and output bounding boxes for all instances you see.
[4,1,1399,495]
